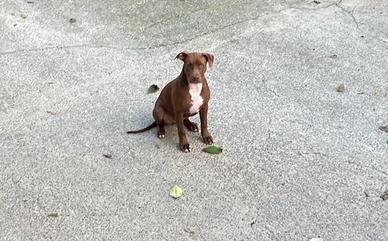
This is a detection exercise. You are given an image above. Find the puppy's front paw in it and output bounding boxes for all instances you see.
[179,143,191,153]
[202,135,213,145]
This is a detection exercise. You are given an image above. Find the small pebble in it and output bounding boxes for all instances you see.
[69,18,77,23]
[103,153,112,159]
[47,213,59,218]
[336,83,346,93]
[379,125,388,133]
[381,191,388,200]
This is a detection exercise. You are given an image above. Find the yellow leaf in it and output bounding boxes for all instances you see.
[169,185,182,199]
[329,54,337,59]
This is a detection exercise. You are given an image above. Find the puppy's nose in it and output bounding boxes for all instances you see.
[192,76,200,82]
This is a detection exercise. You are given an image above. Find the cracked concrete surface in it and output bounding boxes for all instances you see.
[1,0,388,240]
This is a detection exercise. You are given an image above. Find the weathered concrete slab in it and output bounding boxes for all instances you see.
[1,0,387,240]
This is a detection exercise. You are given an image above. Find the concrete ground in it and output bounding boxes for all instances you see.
[1,0,388,240]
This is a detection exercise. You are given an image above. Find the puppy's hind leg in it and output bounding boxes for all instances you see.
[157,124,166,139]
[153,105,166,139]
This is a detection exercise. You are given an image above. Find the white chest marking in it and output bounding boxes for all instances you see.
[189,83,203,114]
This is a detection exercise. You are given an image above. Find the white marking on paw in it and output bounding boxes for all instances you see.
[189,83,203,114]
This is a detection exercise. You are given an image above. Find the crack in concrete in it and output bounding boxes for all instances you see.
[0,44,145,57]
[280,1,340,12]
[0,13,265,56]
[143,0,362,50]
[142,6,209,31]
[144,15,265,49]
[335,0,360,29]
[282,0,360,30]
[0,44,106,56]
[0,1,361,56]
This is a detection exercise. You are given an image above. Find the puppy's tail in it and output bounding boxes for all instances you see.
[126,121,157,134]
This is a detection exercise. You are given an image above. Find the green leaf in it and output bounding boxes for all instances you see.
[147,84,159,94]
[202,146,223,154]
[20,12,28,19]
[169,185,182,199]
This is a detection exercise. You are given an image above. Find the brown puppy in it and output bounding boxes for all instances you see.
[127,51,214,152]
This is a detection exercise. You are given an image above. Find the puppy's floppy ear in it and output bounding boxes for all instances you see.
[203,53,214,67]
[176,51,189,61]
